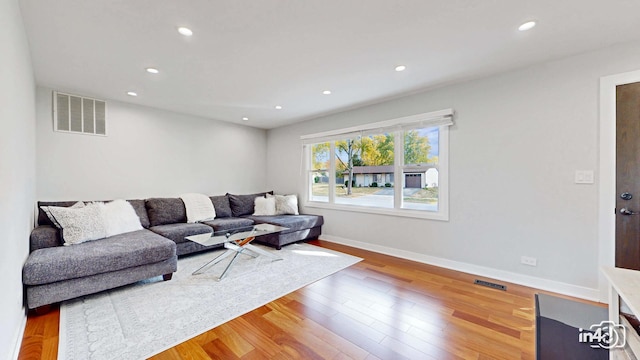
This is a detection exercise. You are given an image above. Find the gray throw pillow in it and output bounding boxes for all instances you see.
[43,202,107,245]
[41,201,85,229]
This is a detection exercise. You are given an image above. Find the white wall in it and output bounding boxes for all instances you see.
[0,0,36,358]
[36,87,268,200]
[267,40,640,299]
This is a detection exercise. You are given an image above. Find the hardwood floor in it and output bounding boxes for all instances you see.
[18,240,603,359]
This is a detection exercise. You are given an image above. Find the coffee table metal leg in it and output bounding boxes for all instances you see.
[192,249,234,275]
[218,250,243,281]
[244,244,283,261]
[192,237,283,278]
[225,242,259,258]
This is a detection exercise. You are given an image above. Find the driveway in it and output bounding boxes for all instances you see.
[375,188,421,196]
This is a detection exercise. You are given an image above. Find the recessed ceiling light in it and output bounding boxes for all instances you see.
[146,67,159,74]
[126,91,138,97]
[275,105,283,110]
[242,117,249,121]
[395,65,406,72]
[177,27,193,36]
[518,21,536,31]
[322,90,332,95]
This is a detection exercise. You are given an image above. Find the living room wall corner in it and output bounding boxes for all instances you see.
[1,0,37,359]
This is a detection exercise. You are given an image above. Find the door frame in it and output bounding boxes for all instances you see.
[598,69,640,302]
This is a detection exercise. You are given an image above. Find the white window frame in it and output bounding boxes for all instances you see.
[301,109,452,221]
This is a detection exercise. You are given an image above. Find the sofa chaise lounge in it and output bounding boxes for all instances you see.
[22,192,323,310]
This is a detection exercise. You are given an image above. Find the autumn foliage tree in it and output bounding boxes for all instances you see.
[313,129,434,195]
[404,130,432,164]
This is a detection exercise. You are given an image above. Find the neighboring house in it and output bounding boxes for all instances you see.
[343,165,438,188]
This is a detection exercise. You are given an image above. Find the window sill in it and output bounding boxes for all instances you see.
[303,201,449,221]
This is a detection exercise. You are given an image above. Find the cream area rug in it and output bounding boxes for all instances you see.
[58,243,361,360]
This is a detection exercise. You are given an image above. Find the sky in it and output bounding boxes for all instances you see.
[422,127,439,157]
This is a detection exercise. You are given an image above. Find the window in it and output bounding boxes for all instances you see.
[309,142,330,202]
[333,131,395,208]
[402,127,439,211]
[302,109,453,220]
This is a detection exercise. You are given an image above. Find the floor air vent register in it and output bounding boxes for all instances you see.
[474,279,507,291]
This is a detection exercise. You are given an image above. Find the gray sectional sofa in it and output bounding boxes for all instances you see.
[22,192,323,310]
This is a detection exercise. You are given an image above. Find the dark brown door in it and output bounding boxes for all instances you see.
[616,82,640,270]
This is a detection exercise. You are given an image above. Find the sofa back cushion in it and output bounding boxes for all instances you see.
[37,201,78,226]
[37,200,151,229]
[210,195,232,218]
[227,191,273,217]
[146,198,187,226]
[30,225,63,251]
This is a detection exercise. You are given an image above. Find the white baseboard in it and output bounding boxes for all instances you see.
[11,311,26,360]
[320,234,601,302]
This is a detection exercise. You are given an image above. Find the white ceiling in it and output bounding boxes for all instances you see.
[19,0,640,129]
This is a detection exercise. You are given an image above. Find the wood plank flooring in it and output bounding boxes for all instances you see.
[18,240,603,359]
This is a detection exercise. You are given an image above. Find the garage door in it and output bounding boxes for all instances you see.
[405,174,421,188]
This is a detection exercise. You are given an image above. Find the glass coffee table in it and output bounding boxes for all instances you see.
[185,223,288,280]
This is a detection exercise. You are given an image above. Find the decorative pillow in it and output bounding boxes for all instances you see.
[41,201,85,229]
[253,196,276,216]
[126,199,151,228]
[180,193,216,223]
[228,191,273,217]
[43,202,107,245]
[268,194,299,215]
[38,201,85,226]
[101,199,143,237]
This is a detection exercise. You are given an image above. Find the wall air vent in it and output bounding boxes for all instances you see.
[53,91,107,136]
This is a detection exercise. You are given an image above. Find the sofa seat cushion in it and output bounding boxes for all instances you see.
[149,223,212,244]
[23,229,175,286]
[243,215,324,234]
[201,217,254,232]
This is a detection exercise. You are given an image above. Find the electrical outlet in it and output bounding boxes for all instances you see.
[521,256,537,266]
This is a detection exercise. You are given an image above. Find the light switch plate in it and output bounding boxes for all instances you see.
[575,170,594,184]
